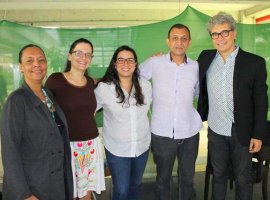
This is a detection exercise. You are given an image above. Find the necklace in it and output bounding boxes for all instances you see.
[41,88,56,120]
[65,72,86,86]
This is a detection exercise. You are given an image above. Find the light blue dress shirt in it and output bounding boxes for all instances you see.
[139,53,202,139]
[207,46,239,136]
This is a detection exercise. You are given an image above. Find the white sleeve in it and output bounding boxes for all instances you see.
[139,58,154,80]
[194,80,200,98]
[94,83,104,111]
[145,79,153,104]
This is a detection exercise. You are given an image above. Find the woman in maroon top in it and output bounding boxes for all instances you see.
[45,38,105,200]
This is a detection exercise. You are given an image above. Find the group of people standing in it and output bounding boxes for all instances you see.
[0,11,268,200]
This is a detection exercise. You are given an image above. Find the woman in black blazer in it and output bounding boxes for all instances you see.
[1,44,73,200]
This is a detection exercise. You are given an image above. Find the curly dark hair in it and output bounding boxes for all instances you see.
[97,45,144,106]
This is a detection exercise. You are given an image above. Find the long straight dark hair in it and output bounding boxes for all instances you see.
[97,45,144,106]
[64,38,94,75]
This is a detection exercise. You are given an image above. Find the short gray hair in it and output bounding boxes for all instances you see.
[207,12,236,33]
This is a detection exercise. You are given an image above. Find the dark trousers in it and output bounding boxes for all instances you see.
[151,133,199,200]
[105,149,149,200]
[208,126,253,200]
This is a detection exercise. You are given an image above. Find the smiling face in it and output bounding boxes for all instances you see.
[115,50,137,79]
[210,23,236,57]
[68,42,93,72]
[166,27,191,58]
[19,46,47,85]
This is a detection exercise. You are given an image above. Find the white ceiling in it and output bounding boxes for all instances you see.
[0,0,270,28]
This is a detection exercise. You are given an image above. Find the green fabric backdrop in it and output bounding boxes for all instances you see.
[0,6,269,123]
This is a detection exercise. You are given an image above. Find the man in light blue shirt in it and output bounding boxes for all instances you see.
[140,24,202,200]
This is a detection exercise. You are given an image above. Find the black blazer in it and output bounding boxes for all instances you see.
[1,82,73,200]
[197,48,268,146]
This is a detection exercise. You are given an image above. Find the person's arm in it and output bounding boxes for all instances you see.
[250,57,268,152]
[194,60,200,98]
[1,94,32,199]
[139,58,154,80]
[194,79,200,99]
[143,79,153,104]
[94,83,104,111]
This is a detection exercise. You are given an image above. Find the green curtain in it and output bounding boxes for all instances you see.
[0,6,269,122]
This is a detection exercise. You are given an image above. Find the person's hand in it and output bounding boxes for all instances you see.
[25,195,39,200]
[150,52,164,57]
[93,78,98,85]
[249,138,262,153]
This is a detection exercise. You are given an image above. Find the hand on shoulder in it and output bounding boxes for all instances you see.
[150,52,164,58]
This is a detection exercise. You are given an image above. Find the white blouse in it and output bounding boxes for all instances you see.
[95,78,152,157]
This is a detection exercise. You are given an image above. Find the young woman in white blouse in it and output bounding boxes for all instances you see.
[95,45,152,200]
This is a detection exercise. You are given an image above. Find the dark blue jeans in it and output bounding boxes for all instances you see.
[105,149,149,200]
[151,133,199,200]
[208,126,253,200]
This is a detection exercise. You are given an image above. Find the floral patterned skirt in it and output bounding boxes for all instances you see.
[70,137,105,198]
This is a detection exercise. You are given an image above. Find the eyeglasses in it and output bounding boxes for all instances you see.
[210,29,233,39]
[116,58,136,65]
[71,50,94,59]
